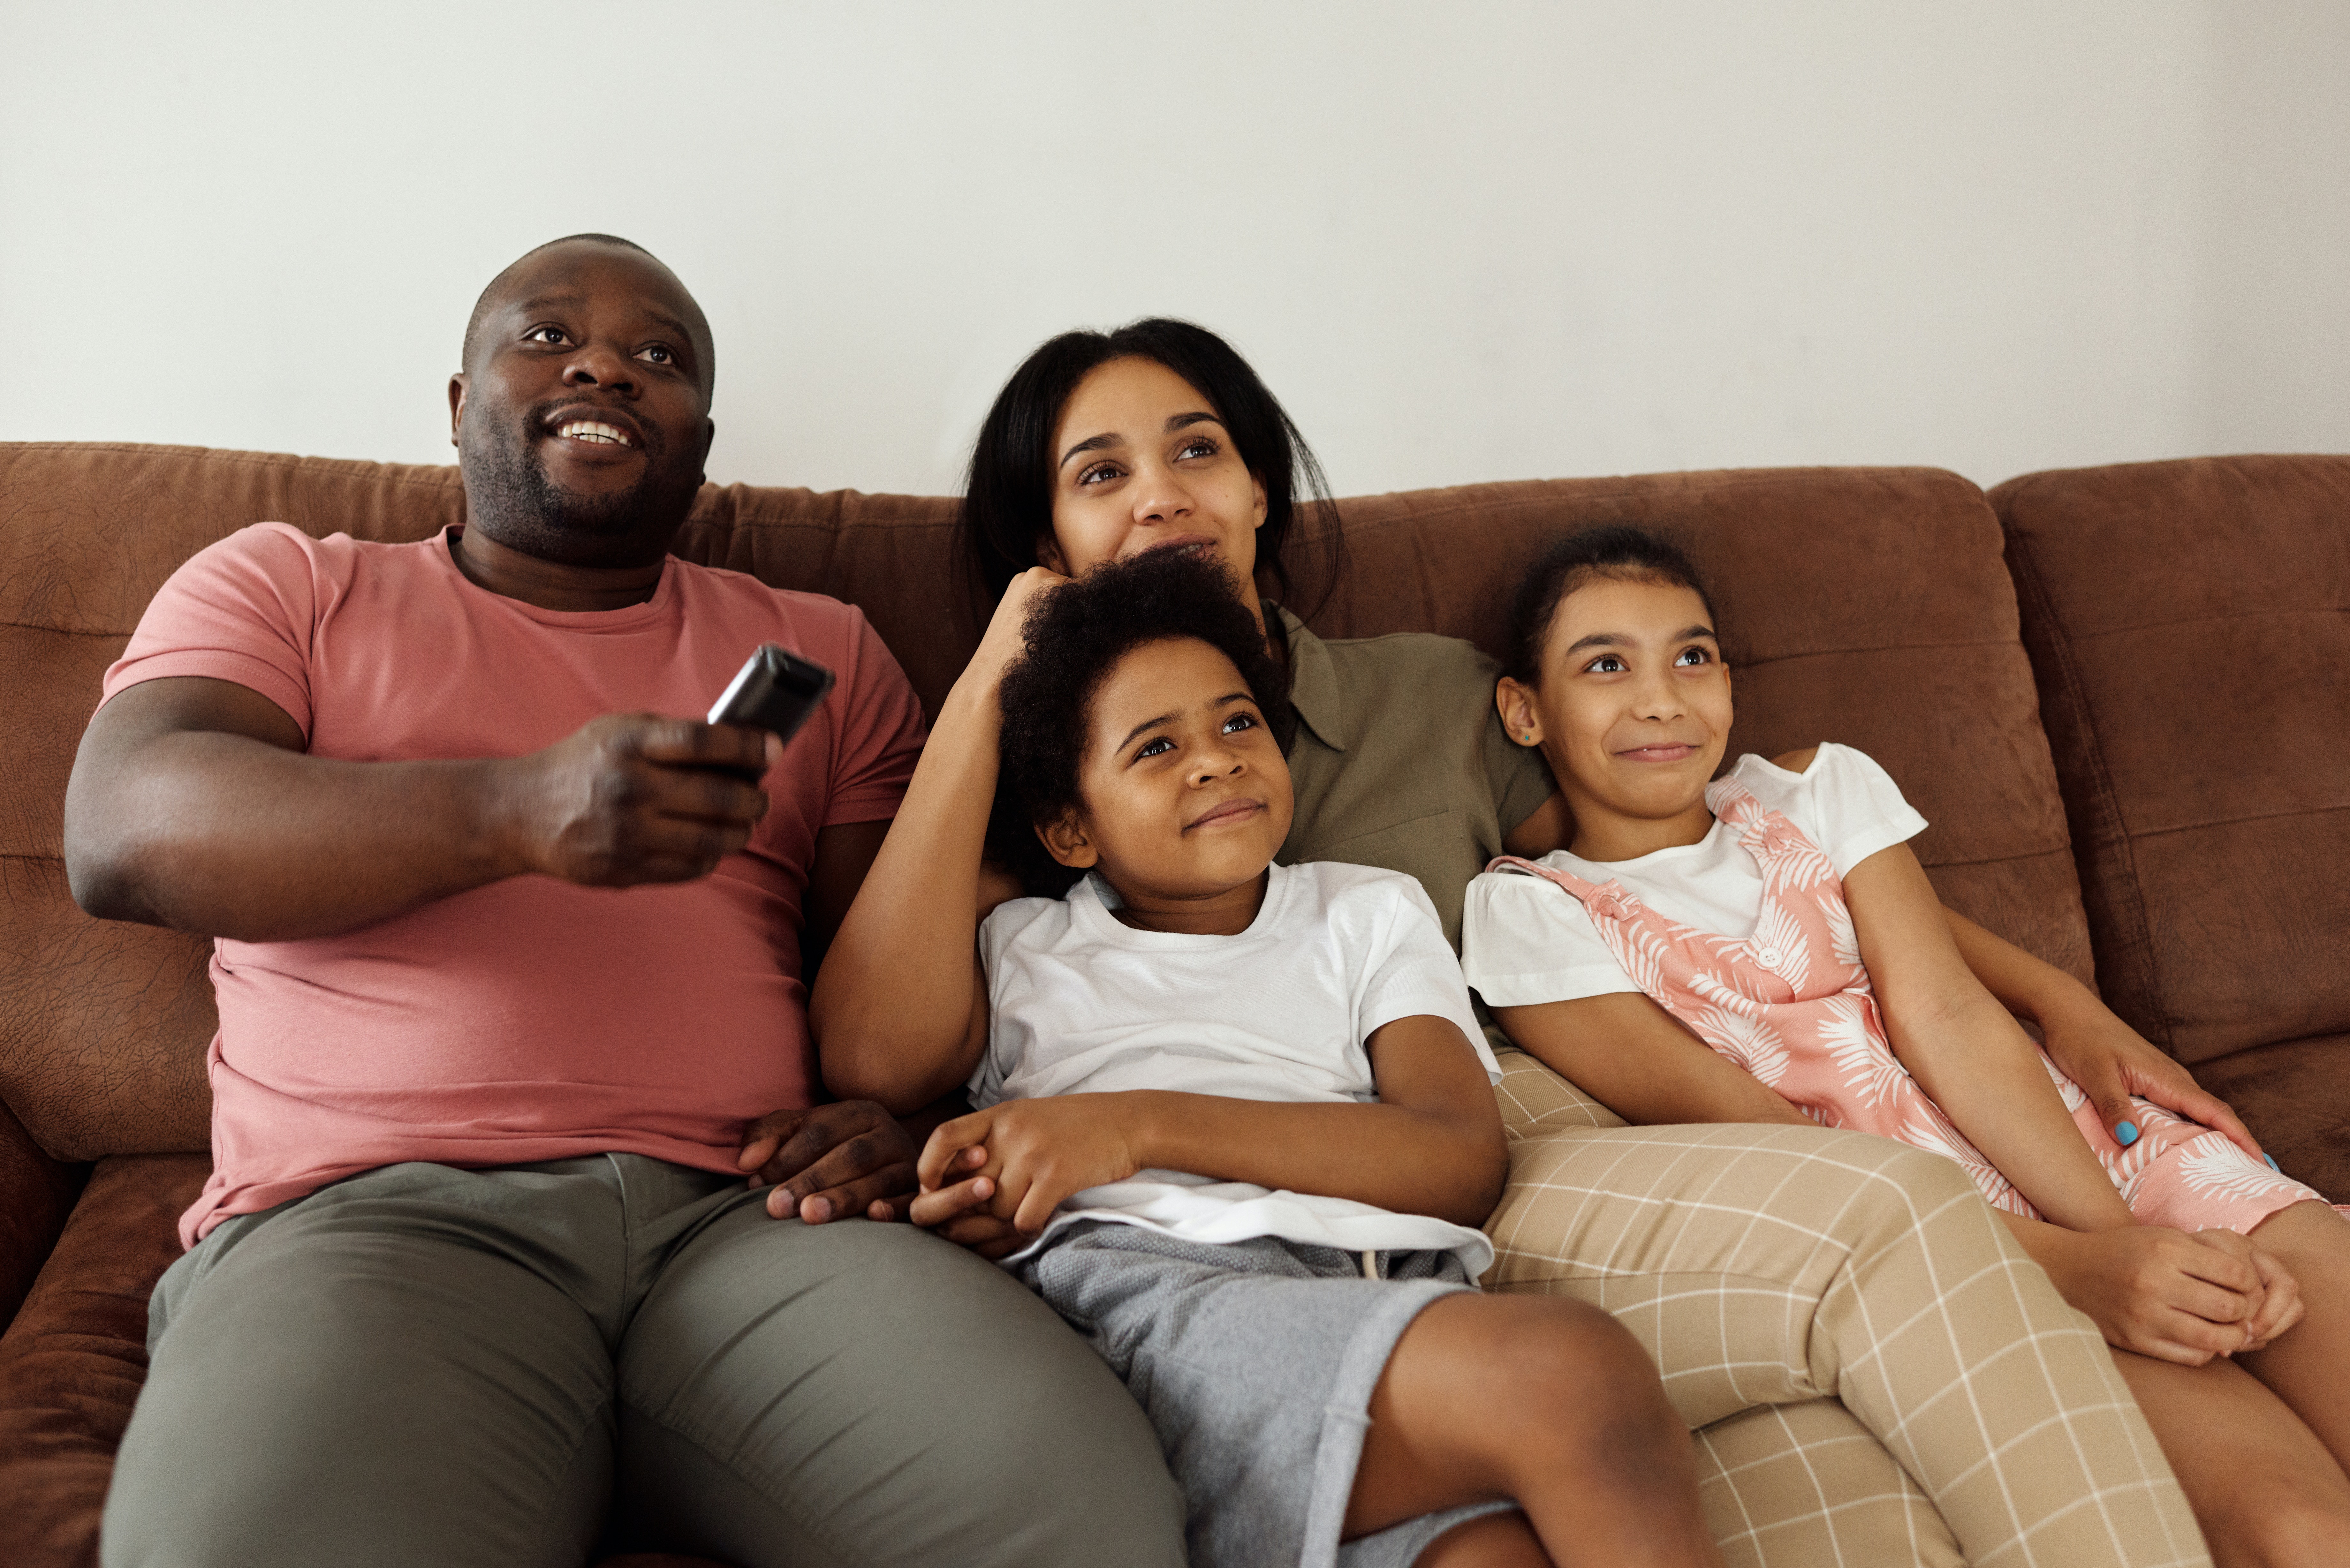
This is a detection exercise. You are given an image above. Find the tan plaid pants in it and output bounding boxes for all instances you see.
[1483,1049,2207,1568]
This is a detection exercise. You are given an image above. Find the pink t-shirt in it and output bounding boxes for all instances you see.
[101,524,927,1246]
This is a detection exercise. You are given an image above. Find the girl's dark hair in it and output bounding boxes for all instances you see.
[961,318,1345,616]
[993,547,1296,898]
[1503,525,1718,684]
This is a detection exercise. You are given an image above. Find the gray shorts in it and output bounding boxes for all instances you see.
[1016,1222,1521,1568]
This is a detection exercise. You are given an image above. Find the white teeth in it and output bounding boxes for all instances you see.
[556,420,633,446]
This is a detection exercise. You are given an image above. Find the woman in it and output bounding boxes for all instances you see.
[814,319,2217,1566]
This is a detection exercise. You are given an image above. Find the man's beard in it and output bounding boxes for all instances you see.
[461,401,703,569]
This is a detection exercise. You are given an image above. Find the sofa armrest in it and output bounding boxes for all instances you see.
[0,1099,86,1329]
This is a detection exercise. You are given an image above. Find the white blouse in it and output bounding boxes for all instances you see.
[1461,743,1926,1008]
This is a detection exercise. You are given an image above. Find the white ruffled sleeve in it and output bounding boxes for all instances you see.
[1459,867,1643,1007]
[1787,744,1930,876]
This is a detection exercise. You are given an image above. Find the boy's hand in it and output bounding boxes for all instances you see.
[2047,1224,2277,1365]
[915,1096,1146,1238]
[736,1101,919,1223]
[909,1145,1027,1258]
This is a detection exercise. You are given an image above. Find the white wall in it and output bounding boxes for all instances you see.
[4,1,2344,499]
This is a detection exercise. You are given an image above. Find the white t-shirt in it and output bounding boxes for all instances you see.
[1461,744,1927,1008]
[974,859,1500,1274]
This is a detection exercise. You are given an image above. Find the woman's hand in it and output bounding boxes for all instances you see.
[966,566,1072,690]
[914,1096,1144,1238]
[2036,996,2268,1164]
[2036,1223,2284,1365]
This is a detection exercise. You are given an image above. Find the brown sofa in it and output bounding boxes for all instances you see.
[1,441,2341,1565]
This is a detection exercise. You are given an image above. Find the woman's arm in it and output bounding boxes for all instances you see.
[1843,844,2135,1232]
[912,1013,1509,1240]
[813,570,1061,1110]
[1943,909,2265,1160]
[1495,992,1817,1127]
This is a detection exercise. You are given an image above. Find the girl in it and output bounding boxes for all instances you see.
[1461,524,2350,1564]
[862,547,1722,1568]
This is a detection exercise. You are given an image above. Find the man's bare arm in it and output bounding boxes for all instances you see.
[65,675,776,942]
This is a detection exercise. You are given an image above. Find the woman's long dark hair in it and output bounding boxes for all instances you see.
[960,318,1346,618]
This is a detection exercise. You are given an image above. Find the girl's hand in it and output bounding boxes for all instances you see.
[915,1096,1145,1238]
[966,567,1072,690]
[2044,1224,2271,1365]
[2037,997,2267,1164]
[2187,1228,2304,1350]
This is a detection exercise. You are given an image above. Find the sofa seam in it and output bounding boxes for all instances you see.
[0,621,129,638]
[2039,604,2344,642]
[2002,526,2171,1047]
[2120,801,2350,842]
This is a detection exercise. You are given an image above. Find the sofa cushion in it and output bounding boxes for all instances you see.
[0,1100,83,1328]
[1993,456,2350,1066]
[0,1153,733,1568]
[0,1153,203,1567]
[3,444,2092,1164]
[1297,468,2096,984]
[2192,1032,2350,1201]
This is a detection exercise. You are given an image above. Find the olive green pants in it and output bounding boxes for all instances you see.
[101,1155,1186,1568]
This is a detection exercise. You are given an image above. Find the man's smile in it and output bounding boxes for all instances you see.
[541,404,646,453]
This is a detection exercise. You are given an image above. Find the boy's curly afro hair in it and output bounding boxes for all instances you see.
[992,547,1296,897]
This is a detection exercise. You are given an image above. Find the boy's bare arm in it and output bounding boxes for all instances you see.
[1496,992,1816,1127]
[912,1014,1508,1239]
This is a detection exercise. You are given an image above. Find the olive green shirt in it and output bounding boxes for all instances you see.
[1272,607,1556,951]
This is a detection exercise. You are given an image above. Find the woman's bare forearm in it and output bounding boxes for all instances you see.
[812,674,1003,1100]
[1944,908,2097,1026]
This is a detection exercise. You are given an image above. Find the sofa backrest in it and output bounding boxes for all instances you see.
[0,441,2089,1160]
[1994,455,2350,1066]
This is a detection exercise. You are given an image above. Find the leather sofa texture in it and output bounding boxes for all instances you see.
[0,440,2340,1564]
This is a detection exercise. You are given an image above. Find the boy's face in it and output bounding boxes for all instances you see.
[1042,637,1294,909]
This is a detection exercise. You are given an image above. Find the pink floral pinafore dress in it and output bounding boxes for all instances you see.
[1489,780,2336,1233]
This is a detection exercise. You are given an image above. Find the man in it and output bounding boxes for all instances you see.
[68,234,1185,1568]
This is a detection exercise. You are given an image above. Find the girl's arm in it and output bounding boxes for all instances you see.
[1495,993,1817,1128]
[1842,843,2135,1232]
[1943,908,2266,1160]
[912,1013,1509,1241]
[812,570,1061,1111]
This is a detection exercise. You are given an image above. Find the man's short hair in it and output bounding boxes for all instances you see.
[459,233,671,376]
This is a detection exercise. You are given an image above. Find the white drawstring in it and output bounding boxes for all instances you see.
[1360,1250,1379,1280]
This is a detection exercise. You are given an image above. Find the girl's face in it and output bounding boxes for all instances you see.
[1040,637,1294,925]
[1498,576,1731,857]
[1041,357,1268,615]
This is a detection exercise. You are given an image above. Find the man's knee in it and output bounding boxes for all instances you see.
[625,1218,1186,1568]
